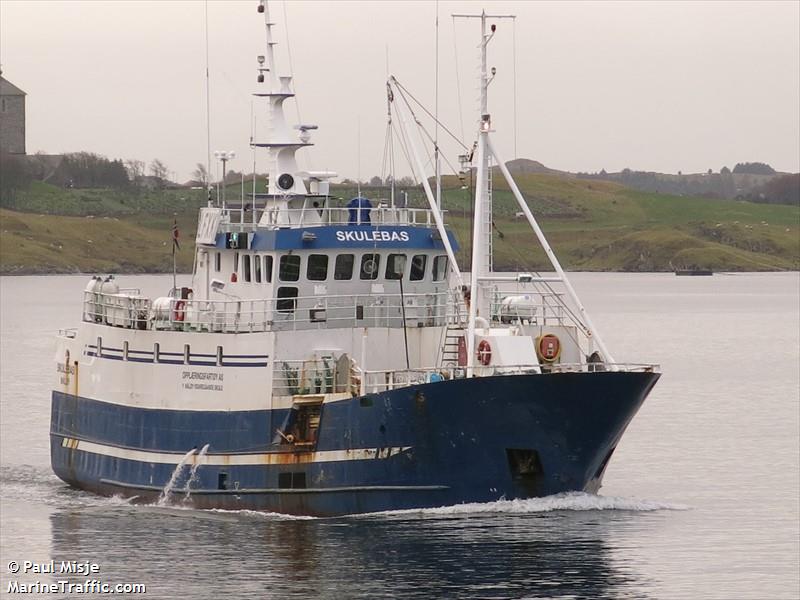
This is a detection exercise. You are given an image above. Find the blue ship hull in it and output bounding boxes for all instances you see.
[50,371,659,516]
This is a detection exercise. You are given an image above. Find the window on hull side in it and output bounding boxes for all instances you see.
[360,253,380,280]
[254,254,262,283]
[263,255,273,283]
[243,255,252,282]
[214,252,221,272]
[277,287,299,312]
[334,254,354,280]
[385,254,407,280]
[410,255,427,281]
[307,254,329,281]
[433,255,448,281]
[279,255,300,282]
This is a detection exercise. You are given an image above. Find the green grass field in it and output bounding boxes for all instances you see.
[1,174,797,274]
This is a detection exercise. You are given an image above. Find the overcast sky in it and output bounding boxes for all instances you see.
[1,0,798,183]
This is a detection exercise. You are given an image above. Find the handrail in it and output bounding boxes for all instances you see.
[360,362,660,393]
[82,289,456,333]
[219,205,448,230]
[269,358,658,396]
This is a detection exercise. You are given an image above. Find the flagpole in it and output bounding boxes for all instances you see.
[171,219,179,295]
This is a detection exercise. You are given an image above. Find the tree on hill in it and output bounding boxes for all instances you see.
[149,159,169,188]
[733,162,776,175]
[192,163,209,186]
[0,152,32,205]
[125,159,145,185]
[747,174,800,206]
[54,152,129,188]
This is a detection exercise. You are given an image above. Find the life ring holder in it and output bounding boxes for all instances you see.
[173,300,186,322]
[536,333,561,362]
[477,340,492,366]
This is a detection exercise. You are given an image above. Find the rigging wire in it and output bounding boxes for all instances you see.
[393,78,470,152]
[452,16,466,145]
[281,0,301,124]
[393,85,463,180]
[281,0,314,172]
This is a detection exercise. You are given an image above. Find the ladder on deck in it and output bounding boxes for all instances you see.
[440,323,465,367]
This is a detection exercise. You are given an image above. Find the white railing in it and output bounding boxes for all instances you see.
[270,358,658,397]
[83,290,463,333]
[272,358,358,397]
[83,292,151,329]
[489,291,568,325]
[360,363,659,393]
[219,205,444,230]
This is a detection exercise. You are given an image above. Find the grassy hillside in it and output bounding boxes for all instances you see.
[0,209,196,274]
[1,175,798,274]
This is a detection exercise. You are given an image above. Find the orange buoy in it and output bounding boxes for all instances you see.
[537,334,561,362]
[477,339,492,366]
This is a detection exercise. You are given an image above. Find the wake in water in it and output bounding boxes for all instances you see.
[2,464,686,519]
[356,492,690,519]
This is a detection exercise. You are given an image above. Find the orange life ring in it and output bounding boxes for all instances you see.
[537,334,561,362]
[173,300,186,322]
[477,339,492,366]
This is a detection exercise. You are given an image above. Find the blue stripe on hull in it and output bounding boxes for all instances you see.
[51,393,283,453]
[51,371,659,516]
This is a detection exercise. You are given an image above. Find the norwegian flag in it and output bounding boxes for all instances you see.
[172,219,180,251]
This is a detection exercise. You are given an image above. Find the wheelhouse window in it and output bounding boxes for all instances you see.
[432,255,448,281]
[307,254,329,281]
[254,254,262,283]
[234,252,239,274]
[360,253,380,280]
[279,255,300,282]
[334,254,354,280]
[276,287,299,313]
[410,254,427,281]
[263,255,273,283]
[385,254,406,280]
[243,254,252,282]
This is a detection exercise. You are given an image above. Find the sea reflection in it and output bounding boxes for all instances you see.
[49,501,653,599]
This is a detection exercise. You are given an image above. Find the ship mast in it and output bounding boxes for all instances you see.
[254,0,310,197]
[453,11,513,374]
[454,10,617,373]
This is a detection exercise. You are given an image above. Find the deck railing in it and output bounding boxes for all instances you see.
[489,291,568,325]
[83,289,463,333]
[219,206,445,230]
[268,359,658,397]
[360,363,659,393]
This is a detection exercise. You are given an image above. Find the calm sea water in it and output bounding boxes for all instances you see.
[1,273,798,599]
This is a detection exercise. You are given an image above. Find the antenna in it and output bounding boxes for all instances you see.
[513,18,518,159]
[357,117,362,198]
[204,0,212,205]
[435,0,441,210]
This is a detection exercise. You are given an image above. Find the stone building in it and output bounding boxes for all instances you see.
[0,73,26,155]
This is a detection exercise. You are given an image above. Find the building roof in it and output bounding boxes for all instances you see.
[0,76,26,96]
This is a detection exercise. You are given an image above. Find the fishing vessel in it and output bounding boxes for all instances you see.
[50,2,659,516]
